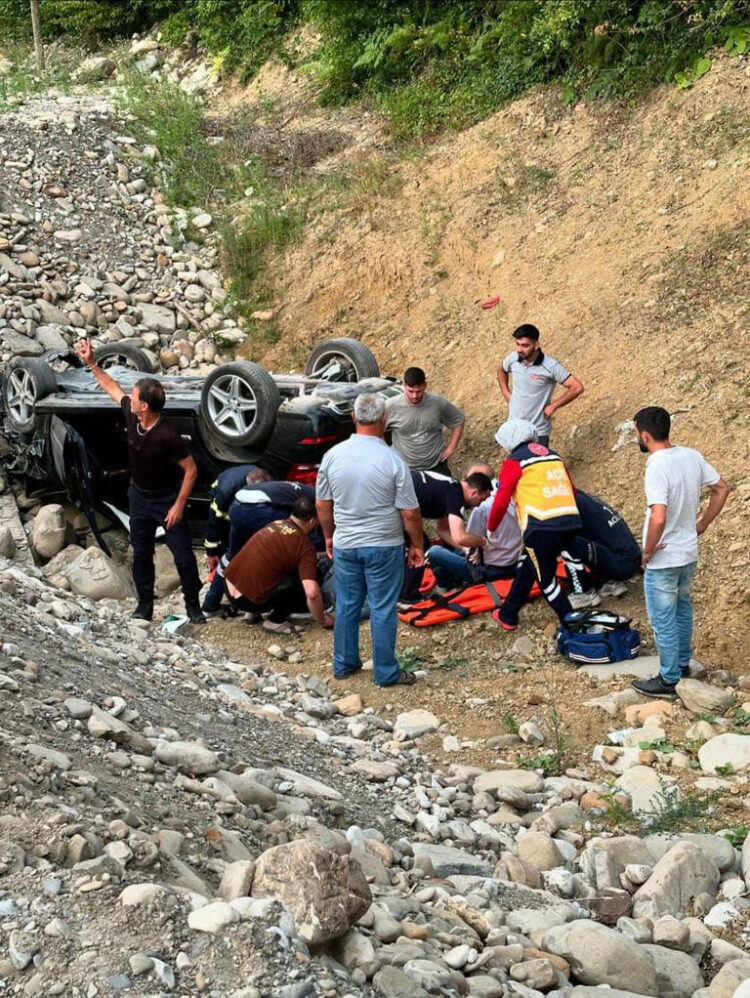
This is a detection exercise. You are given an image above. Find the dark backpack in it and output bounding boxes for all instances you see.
[557,610,640,664]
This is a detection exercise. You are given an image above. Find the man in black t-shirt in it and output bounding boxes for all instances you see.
[401,470,493,604]
[76,339,203,623]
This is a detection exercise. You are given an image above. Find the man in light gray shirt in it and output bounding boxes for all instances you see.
[385,366,465,474]
[630,406,729,699]
[316,394,424,687]
[497,323,583,445]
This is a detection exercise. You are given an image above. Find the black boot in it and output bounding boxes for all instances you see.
[186,601,206,624]
[132,600,153,621]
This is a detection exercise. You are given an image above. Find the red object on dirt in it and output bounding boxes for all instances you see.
[481,295,502,309]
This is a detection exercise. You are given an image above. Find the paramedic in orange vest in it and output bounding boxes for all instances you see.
[487,418,581,631]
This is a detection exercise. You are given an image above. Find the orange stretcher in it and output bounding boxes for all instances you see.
[400,563,569,627]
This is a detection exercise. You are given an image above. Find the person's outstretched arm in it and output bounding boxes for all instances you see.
[76,338,125,403]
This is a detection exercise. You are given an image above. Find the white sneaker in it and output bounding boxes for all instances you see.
[599,581,628,598]
[568,589,602,609]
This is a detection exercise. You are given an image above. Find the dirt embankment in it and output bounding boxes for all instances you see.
[236,51,750,669]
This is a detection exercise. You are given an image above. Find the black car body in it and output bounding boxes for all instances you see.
[0,338,402,551]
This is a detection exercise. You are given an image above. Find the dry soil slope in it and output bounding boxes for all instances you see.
[254,53,750,668]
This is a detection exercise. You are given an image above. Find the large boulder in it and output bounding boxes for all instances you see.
[31,504,68,559]
[542,920,658,995]
[74,56,116,82]
[676,678,734,716]
[65,547,133,600]
[641,944,703,998]
[698,733,750,774]
[154,544,181,597]
[251,840,371,946]
[633,841,720,919]
[707,959,750,998]
[139,303,176,335]
[35,324,69,352]
[474,769,545,795]
[394,709,440,739]
[615,766,677,816]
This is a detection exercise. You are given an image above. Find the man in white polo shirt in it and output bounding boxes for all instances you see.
[497,323,583,446]
[631,406,729,698]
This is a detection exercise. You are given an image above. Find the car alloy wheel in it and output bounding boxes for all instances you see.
[6,367,37,426]
[205,371,261,439]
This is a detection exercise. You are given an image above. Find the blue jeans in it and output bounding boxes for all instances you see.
[427,545,516,588]
[333,545,404,686]
[644,562,696,685]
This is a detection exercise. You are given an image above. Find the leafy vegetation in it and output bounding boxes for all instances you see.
[2,1,748,137]
[116,75,304,328]
[519,751,561,777]
[647,782,719,834]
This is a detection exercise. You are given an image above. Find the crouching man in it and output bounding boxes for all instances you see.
[224,495,333,635]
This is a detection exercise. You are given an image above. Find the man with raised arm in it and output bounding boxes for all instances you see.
[76,339,204,623]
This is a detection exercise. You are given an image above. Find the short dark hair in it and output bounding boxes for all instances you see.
[634,406,670,441]
[465,472,493,493]
[403,367,426,387]
[135,378,165,413]
[293,495,318,521]
[246,467,273,484]
[512,323,540,341]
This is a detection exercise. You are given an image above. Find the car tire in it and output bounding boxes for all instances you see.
[3,358,57,434]
[95,343,154,373]
[305,338,380,382]
[199,361,280,448]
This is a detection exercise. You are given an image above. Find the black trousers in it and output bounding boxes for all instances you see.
[563,537,640,592]
[128,484,201,605]
[501,528,575,625]
[228,575,307,623]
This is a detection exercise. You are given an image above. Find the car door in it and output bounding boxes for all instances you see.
[48,415,112,555]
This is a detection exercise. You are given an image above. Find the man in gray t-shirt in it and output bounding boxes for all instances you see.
[385,366,465,475]
[316,394,423,688]
[497,323,583,444]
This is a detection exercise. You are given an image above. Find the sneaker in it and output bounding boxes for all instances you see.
[377,668,416,687]
[491,609,517,631]
[131,601,153,621]
[631,676,677,698]
[599,581,628,598]
[201,605,222,618]
[568,589,602,610]
[242,612,263,624]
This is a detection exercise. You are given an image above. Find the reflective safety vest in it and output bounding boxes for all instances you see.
[488,442,581,535]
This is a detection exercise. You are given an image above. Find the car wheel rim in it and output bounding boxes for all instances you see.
[309,351,357,382]
[206,374,258,438]
[100,354,137,371]
[6,369,36,424]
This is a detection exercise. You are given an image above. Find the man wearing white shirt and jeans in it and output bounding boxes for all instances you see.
[316,394,424,687]
[631,407,729,698]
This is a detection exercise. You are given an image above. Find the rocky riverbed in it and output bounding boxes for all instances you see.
[1,86,241,373]
[0,549,749,997]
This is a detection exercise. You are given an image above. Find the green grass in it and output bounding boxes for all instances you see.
[0,42,76,110]
[116,75,306,328]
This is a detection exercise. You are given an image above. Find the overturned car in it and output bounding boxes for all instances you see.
[0,337,400,551]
